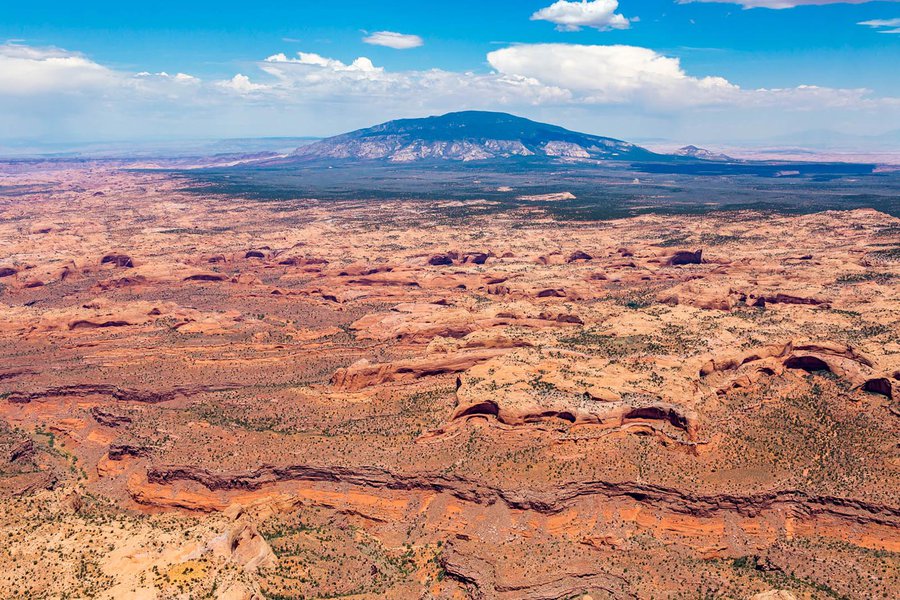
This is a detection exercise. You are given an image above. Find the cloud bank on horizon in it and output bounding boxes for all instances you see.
[681,0,898,9]
[1,0,898,144]
[2,40,894,140]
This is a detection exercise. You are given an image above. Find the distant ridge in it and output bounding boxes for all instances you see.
[284,111,665,163]
[675,145,733,162]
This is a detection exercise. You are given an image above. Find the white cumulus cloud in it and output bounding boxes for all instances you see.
[265,52,383,73]
[224,45,895,114]
[217,73,269,94]
[0,42,897,143]
[362,31,424,49]
[0,43,115,95]
[487,44,737,107]
[532,0,632,31]
[486,43,897,110]
[236,51,569,105]
[252,52,388,96]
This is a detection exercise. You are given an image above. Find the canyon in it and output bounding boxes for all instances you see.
[0,161,898,599]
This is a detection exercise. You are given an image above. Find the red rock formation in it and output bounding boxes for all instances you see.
[567,250,593,262]
[100,254,134,268]
[666,249,703,266]
[428,253,455,266]
[331,349,509,391]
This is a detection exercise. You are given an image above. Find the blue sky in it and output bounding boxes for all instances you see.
[1,1,899,145]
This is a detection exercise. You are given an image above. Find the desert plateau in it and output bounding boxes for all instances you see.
[4,2,900,597]
[1,147,898,599]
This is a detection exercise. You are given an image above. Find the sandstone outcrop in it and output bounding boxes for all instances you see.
[207,508,276,571]
[666,249,703,266]
[331,348,509,391]
[100,254,134,268]
[1,165,898,599]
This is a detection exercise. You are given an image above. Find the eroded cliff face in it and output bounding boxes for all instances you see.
[0,163,898,599]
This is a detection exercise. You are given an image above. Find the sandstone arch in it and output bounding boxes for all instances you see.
[784,355,831,373]
[863,378,893,399]
[454,400,500,419]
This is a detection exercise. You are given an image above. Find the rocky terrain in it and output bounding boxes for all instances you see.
[0,161,898,599]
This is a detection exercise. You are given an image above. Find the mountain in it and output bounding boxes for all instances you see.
[674,145,733,162]
[286,111,664,163]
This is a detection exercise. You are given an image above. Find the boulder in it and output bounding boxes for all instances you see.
[428,253,455,266]
[567,250,593,263]
[100,254,134,268]
[667,250,703,266]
